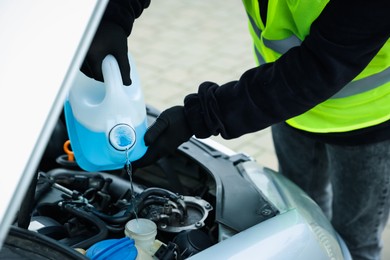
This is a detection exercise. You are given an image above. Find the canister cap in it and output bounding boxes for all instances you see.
[109,124,136,151]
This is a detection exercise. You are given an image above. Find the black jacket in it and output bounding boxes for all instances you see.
[184,0,390,146]
[103,0,150,36]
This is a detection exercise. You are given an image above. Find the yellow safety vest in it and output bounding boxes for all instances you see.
[242,0,390,133]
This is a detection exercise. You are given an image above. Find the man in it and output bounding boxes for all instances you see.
[86,0,390,259]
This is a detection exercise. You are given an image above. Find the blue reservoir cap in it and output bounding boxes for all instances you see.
[109,124,136,151]
[86,237,137,260]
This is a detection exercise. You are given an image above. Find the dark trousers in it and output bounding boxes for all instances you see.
[272,123,390,260]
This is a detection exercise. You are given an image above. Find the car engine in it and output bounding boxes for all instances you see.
[4,107,278,260]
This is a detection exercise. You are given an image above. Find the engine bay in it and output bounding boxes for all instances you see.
[7,107,279,259]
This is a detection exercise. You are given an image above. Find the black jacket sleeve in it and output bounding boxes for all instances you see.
[102,0,151,35]
[184,0,390,139]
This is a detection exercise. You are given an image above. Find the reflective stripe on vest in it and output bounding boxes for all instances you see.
[243,0,390,133]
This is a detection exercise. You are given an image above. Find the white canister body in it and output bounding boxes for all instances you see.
[64,54,148,172]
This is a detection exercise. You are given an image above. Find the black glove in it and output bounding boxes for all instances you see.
[81,21,131,85]
[132,106,194,168]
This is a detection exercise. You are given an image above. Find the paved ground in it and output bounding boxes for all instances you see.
[129,1,390,258]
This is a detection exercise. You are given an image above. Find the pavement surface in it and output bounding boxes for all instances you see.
[129,1,390,259]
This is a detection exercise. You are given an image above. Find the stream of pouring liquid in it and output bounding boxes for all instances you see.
[125,149,139,225]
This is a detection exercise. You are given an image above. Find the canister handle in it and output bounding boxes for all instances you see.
[101,54,126,101]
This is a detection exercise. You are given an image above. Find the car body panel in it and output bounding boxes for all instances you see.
[0,0,108,246]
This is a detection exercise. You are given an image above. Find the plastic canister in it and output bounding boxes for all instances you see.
[64,54,148,172]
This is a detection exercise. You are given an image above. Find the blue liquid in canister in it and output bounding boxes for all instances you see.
[64,54,148,172]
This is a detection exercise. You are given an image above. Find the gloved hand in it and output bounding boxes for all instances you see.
[132,106,194,168]
[81,21,131,85]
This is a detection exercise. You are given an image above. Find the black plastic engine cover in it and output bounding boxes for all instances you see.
[178,138,279,233]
